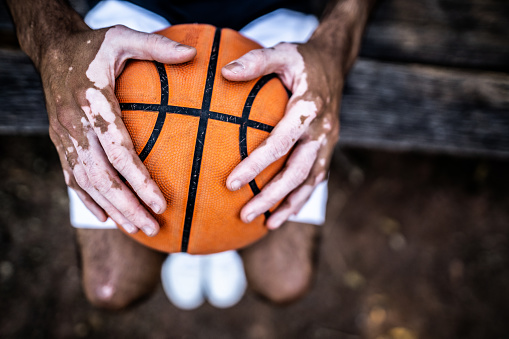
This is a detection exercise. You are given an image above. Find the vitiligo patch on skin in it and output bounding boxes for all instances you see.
[85,32,116,90]
[224,39,342,225]
[107,171,122,190]
[85,88,118,134]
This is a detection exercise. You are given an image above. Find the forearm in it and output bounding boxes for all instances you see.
[6,0,89,69]
[308,0,377,75]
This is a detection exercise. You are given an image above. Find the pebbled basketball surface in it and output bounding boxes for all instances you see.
[115,24,289,254]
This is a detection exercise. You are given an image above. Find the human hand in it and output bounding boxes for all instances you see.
[222,42,342,229]
[44,25,196,236]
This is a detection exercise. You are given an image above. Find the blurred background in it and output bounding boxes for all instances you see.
[1,0,509,338]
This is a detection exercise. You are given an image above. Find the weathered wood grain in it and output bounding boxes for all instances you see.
[341,59,509,157]
[1,50,508,156]
[0,49,47,134]
[360,0,509,71]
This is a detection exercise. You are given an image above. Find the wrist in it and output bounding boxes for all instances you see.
[6,0,90,70]
[306,0,374,75]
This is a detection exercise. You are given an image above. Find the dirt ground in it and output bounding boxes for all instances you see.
[1,135,509,339]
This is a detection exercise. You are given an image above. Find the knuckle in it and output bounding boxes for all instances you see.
[111,24,129,35]
[247,157,266,176]
[314,94,326,112]
[144,32,161,49]
[91,177,111,195]
[246,49,265,62]
[56,107,73,129]
[269,134,293,159]
[122,203,144,222]
[287,166,309,187]
[275,41,292,51]
[74,171,90,190]
[244,49,267,70]
[88,166,111,194]
[107,146,130,173]
[120,207,136,221]
[263,195,284,212]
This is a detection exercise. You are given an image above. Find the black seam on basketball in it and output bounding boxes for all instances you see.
[135,62,170,162]
[138,112,167,162]
[120,103,201,117]
[181,27,222,253]
[118,32,284,249]
[156,62,169,105]
[239,74,278,220]
[121,102,273,132]
[246,120,273,133]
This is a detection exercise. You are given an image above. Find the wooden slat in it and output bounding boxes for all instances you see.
[1,49,508,156]
[340,59,509,157]
[0,49,47,134]
[360,0,509,72]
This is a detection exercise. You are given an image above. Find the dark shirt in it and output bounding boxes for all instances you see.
[86,0,325,30]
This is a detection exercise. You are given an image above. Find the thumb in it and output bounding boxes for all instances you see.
[112,25,197,64]
[221,46,286,82]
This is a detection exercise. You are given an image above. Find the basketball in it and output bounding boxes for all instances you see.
[115,24,289,254]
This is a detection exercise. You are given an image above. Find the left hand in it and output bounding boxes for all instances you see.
[222,42,342,229]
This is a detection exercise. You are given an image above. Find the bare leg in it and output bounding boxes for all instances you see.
[76,229,166,310]
[240,221,319,304]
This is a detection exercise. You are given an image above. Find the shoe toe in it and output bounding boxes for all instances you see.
[161,254,205,310]
[204,251,247,309]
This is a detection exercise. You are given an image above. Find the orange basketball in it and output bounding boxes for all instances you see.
[115,24,289,254]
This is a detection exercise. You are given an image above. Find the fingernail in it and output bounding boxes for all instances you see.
[175,43,192,52]
[150,202,161,214]
[142,226,155,237]
[246,213,256,223]
[230,180,241,191]
[123,223,137,234]
[224,61,244,74]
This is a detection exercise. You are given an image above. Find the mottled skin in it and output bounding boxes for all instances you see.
[8,0,197,236]
[223,0,376,229]
[7,0,376,307]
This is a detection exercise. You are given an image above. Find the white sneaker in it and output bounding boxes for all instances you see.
[203,251,247,308]
[161,253,205,310]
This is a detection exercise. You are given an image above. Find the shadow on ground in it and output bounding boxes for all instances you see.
[1,135,509,339]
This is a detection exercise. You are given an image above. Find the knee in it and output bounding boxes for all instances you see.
[248,268,313,304]
[82,279,132,310]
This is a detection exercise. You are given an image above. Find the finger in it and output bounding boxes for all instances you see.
[111,25,197,64]
[69,124,160,236]
[50,127,107,222]
[266,148,330,229]
[267,147,331,229]
[221,43,297,82]
[266,182,317,230]
[239,140,320,224]
[73,185,109,223]
[80,86,167,215]
[72,160,139,234]
[227,98,318,191]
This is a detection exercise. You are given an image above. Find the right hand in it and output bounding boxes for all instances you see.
[44,25,196,236]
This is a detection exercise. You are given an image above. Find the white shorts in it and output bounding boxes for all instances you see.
[69,0,328,229]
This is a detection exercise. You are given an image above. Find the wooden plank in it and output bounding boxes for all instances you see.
[1,49,508,157]
[0,49,48,134]
[360,0,509,72]
[340,59,509,157]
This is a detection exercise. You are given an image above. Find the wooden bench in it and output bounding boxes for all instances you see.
[1,0,508,157]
